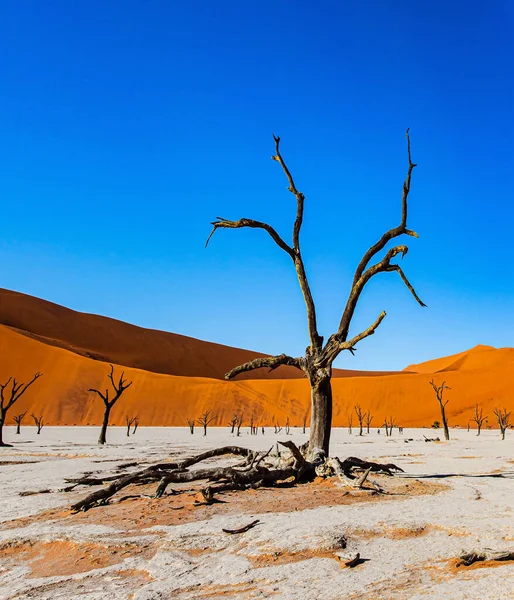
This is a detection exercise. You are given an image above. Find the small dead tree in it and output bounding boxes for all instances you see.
[89,364,132,445]
[198,410,215,436]
[347,412,353,435]
[13,412,27,435]
[429,380,450,441]
[228,414,238,434]
[302,414,308,434]
[132,417,139,434]
[471,404,487,436]
[285,417,291,435]
[0,373,42,447]
[364,410,374,434]
[249,413,256,435]
[206,131,424,456]
[493,407,511,440]
[125,416,137,437]
[236,413,244,436]
[31,413,44,434]
[354,403,365,436]
[187,418,195,434]
[383,416,396,436]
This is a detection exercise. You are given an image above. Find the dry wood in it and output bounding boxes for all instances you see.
[458,548,514,566]
[430,380,450,441]
[206,131,424,456]
[69,441,401,512]
[471,404,487,436]
[335,551,363,568]
[89,364,132,445]
[493,407,511,440]
[222,520,260,534]
[0,372,42,446]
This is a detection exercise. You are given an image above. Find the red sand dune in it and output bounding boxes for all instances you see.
[0,288,392,381]
[1,289,513,429]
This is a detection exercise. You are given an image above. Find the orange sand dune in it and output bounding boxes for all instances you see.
[1,323,513,429]
[0,288,396,381]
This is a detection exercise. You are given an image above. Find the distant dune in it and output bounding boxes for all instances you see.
[1,289,512,429]
[0,288,394,381]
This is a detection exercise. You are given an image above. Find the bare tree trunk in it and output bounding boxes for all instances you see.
[439,402,450,441]
[98,406,110,445]
[0,409,5,446]
[309,373,332,456]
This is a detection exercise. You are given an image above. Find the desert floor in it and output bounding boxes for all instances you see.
[1,426,513,599]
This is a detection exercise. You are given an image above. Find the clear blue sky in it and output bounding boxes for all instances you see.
[1,1,513,370]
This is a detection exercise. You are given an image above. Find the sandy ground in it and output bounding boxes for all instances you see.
[0,426,513,599]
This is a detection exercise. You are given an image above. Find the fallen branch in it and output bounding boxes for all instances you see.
[222,519,260,534]
[69,443,402,512]
[458,548,514,567]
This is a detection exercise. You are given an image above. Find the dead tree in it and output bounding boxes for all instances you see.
[364,410,374,434]
[302,414,308,434]
[31,413,44,434]
[198,410,215,436]
[13,412,27,435]
[89,364,132,445]
[187,418,195,434]
[347,412,353,435]
[493,407,511,440]
[125,416,137,437]
[236,413,244,436]
[0,373,42,447]
[228,414,238,434]
[354,403,365,436]
[285,417,291,435]
[206,131,424,456]
[429,380,450,441]
[383,416,396,436]
[132,417,139,434]
[471,404,487,436]
[249,413,256,435]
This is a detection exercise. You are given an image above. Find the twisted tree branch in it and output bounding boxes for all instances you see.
[205,217,294,258]
[225,354,304,380]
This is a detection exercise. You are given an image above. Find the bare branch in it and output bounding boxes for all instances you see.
[207,135,323,353]
[0,373,43,412]
[317,311,386,368]
[271,134,304,251]
[225,353,304,380]
[323,130,423,366]
[205,217,294,258]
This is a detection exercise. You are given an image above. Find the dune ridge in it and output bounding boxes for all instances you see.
[1,296,513,428]
[0,288,398,381]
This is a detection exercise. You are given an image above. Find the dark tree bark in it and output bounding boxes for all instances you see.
[236,413,244,436]
[197,410,215,436]
[31,413,44,434]
[430,380,450,441]
[125,416,137,437]
[493,407,511,440]
[207,131,424,456]
[89,364,132,445]
[187,418,195,434]
[471,404,487,436]
[0,373,42,447]
[364,410,374,434]
[354,403,364,436]
[302,414,308,434]
[228,414,238,434]
[13,412,27,434]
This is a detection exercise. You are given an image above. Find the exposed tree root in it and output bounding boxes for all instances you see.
[69,443,403,513]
